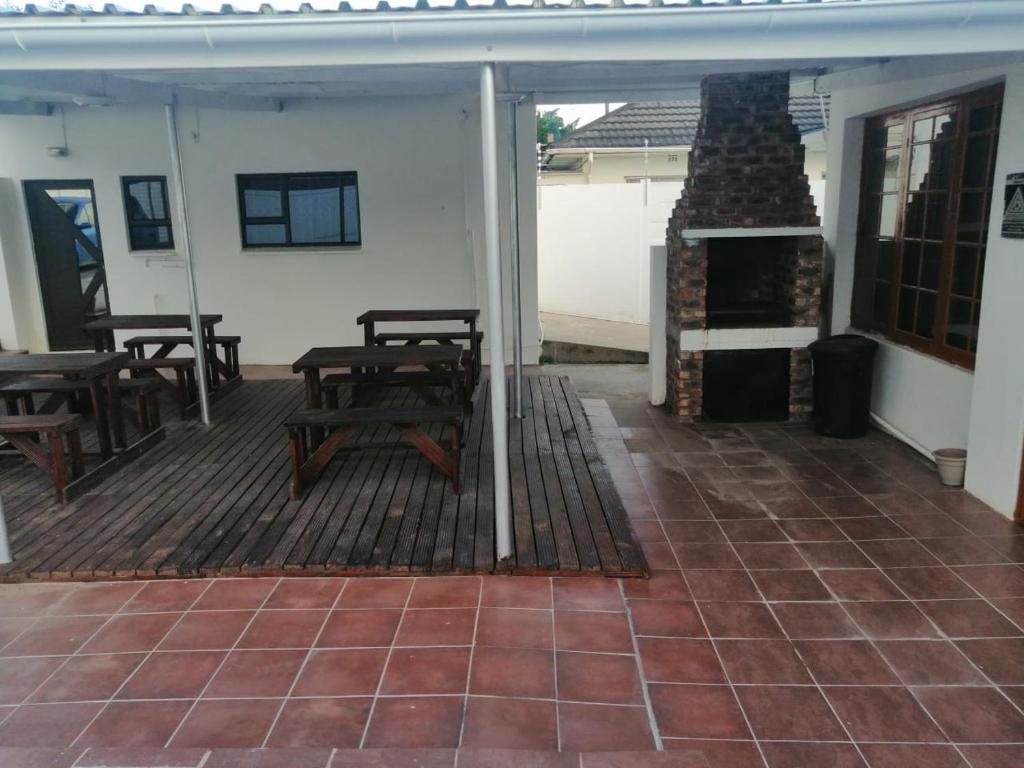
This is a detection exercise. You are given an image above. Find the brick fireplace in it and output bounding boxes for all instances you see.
[666,71,824,421]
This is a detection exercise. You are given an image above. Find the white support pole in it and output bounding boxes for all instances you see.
[0,496,10,565]
[165,101,211,426]
[506,98,524,420]
[480,63,513,562]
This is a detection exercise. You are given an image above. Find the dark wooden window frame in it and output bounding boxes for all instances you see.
[120,176,174,252]
[851,83,1003,370]
[236,171,361,250]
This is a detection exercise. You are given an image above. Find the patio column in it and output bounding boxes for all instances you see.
[165,101,212,426]
[507,98,524,420]
[480,62,513,562]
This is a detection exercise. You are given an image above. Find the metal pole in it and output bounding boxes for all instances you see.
[0,496,10,565]
[480,63,513,562]
[165,101,211,426]
[507,98,524,420]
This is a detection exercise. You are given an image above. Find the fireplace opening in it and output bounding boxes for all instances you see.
[703,349,791,422]
[706,237,795,329]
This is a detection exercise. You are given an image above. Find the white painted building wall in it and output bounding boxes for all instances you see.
[0,94,541,365]
[827,58,1024,515]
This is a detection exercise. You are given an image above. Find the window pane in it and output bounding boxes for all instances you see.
[343,183,360,243]
[876,240,895,280]
[957,191,985,242]
[873,282,891,324]
[952,247,977,297]
[870,123,904,149]
[920,243,942,291]
[915,291,936,338]
[970,303,982,352]
[897,288,916,331]
[242,179,284,218]
[932,112,955,139]
[904,193,925,238]
[130,225,172,249]
[909,144,931,191]
[901,244,921,287]
[126,180,167,222]
[927,142,952,190]
[963,136,992,188]
[288,176,341,244]
[924,194,947,240]
[969,105,995,132]
[870,150,901,193]
[912,117,933,143]
[245,223,287,245]
[946,298,973,349]
[879,195,898,238]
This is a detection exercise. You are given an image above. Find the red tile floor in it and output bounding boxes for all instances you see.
[0,398,1023,767]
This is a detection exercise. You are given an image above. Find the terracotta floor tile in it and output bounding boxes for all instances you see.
[818,569,905,601]
[316,609,401,648]
[0,615,107,657]
[408,578,480,609]
[29,653,145,703]
[469,646,554,698]
[638,638,725,684]
[236,610,328,650]
[914,686,1024,743]
[480,577,552,609]
[823,686,945,742]
[460,697,558,751]
[621,572,690,601]
[816,497,882,519]
[204,649,305,698]
[119,582,209,614]
[335,579,412,609]
[395,608,476,647]
[264,698,371,748]
[794,640,899,685]
[919,536,1009,566]
[552,578,623,611]
[770,600,865,639]
[263,579,344,610]
[834,517,911,541]
[672,543,743,569]
[82,614,182,654]
[715,638,811,684]
[700,602,783,639]
[191,580,277,611]
[556,651,642,705]
[662,521,726,544]
[628,600,705,638]
[117,651,225,699]
[647,501,713,522]
[648,684,749,739]
[554,610,633,652]
[751,570,831,601]
[843,601,939,640]
[777,518,849,542]
[380,647,471,695]
[475,607,552,650]
[158,611,253,651]
[49,584,143,616]
[736,685,846,741]
[291,648,387,696]
[683,570,760,602]
[956,638,1024,684]
[953,565,1024,598]
[76,746,209,767]
[640,542,678,570]
[718,519,787,543]
[0,617,32,650]
[204,747,334,767]
[0,656,68,705]
[363,696,464,748]
[763,496,826,518]
[883,567,977,599]
[557,702,655,751]
[76,701,192,747]
[169,699,280,748]
[857,743,967,768]
[760,741,867,768]
[958,744,1024,768]
[876,640,985,685]
[889,513,971,539]
[0,584,74,618]
[795,543,873,569]
[732,543,809,569]
[663,738,762,767]
[917,600,1021,638]
[0,702,102,747]
[631,521,669,543]
[857,540,942,569]
[992,597,1024,628]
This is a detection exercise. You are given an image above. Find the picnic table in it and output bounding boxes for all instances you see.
[82,314,225,389]
[0,352,128,459]
[357,309,482,390]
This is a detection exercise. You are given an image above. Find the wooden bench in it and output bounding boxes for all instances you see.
[374,330,483,391]
[321,370,466,410]
[0,376,162,435]
[124,335,241,380]
[284,406,463,499]
[125,358,197,419]
[0,414,84,503]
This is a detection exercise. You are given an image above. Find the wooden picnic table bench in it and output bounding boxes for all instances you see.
[373,330,484,392]
[0,413,84,503]
[0,376,161,436]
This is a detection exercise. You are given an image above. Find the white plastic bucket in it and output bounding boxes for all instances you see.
[933,448,967,487]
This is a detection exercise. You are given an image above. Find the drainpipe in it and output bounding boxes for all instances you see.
[165,100,211,426]
[480,63,513,562]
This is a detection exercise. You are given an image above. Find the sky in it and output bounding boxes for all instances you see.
[539,103,625,131]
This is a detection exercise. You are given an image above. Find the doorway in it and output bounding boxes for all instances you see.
[24,180,111,351]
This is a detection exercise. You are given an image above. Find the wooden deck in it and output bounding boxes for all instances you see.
[0,376,645,580]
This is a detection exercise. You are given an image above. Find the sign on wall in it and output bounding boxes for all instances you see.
[1004,172,1024,239]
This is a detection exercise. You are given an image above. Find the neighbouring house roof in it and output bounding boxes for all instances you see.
[549,96,829,151]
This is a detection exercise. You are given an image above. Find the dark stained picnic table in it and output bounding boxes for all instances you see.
[0,351,128,459]
[357,309,481,384]
[82,314,224,389]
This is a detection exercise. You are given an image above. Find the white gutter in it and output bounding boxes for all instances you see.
[0,0,1022,71]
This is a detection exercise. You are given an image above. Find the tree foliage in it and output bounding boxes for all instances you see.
[536,109,578,145]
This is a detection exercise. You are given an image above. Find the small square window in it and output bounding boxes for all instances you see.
[237,172,360,249]
[121,176,174,251]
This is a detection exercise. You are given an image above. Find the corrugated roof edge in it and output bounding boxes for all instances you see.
[0,0,870,19]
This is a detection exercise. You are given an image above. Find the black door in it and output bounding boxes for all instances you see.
[24,180,111,350]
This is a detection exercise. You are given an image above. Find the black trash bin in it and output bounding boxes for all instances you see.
[808,334,879,439]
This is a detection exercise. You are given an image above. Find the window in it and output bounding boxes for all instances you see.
[851,85,1002,368]
[121,176,173,251]
[236,172,360,248]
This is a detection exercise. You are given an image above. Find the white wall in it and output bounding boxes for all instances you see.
[0,95,541,366]
[826,58,1024,515]
[536,181,680,324]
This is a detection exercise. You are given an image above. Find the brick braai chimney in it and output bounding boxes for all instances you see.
[665,72,824,421]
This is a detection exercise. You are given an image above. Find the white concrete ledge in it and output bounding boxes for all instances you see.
[678,326,819,352]
[679,226,823,240]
